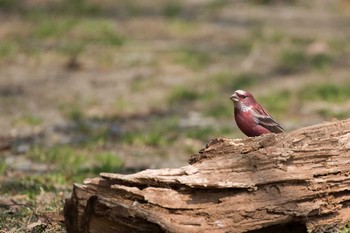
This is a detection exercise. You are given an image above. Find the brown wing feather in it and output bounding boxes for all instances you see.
[253,104,284,133]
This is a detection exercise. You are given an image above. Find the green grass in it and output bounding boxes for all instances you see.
[259,90,291,117]
[310,53,333,71]
[277,49,307,74]
[59,41,86,57]
[53,19,125,57]
[205,102,232,118]
[0,179,65,232]
[59,102,113,146]
[100,29,125,46]
[28,145,85,169]
[185,127,216,141]
[0,159,7,176]
[1,129,179,231]
[168,86,202,104]
[27,145,123,183]
[14,114,43,126]
[167,19,199,35]
[73,19,125,47]
[0,204,34,232]
[185,126,232,142]
[340,223,350,233]
[249,27,285,44]
[317,109,350,119]
[73,121,109,146]
[329,38,349,52]
[114,98,130,112]
[214,71,260,91]
[1,17,125,60]
[205,0,230,12]
[60,101,85,121]
[290,37,315,46]
[122,131,169,147]
[2,176,55,197]
[300,83,350,103]
[231,73,260,90]
[1,0,101,15]
[31,18,76,39]
[0,41,18,60]
[61,0,101,15]
[248,0,297,4]
[173,48,211,70]
[163,2,182,18]
[277,48,333,74]
[92,152,124,173]
[121,114,232,147]
[122,117,179,147]
[0,0,21,11]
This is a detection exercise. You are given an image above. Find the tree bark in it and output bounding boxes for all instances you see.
[64,119,350,233]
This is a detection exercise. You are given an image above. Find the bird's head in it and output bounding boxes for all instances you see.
[230,90,256,108]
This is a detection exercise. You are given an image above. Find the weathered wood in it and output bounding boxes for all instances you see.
[64,119,350,233]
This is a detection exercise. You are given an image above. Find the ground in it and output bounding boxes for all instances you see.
[0,0,350,232]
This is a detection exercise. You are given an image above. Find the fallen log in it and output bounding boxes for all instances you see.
[64,119,350,233]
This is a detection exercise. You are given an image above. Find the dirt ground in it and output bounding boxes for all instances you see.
[1,0,350,232]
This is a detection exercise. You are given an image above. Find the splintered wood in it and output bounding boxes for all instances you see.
[64,119,350,233]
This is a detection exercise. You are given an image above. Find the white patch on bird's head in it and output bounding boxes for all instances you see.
[235,90,247,96]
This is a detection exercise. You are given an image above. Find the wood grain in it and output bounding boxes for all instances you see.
[64,119,350,233]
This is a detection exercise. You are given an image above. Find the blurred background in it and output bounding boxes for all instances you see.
[1,0,350,231]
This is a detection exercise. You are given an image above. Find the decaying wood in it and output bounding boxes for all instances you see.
[64,119,350,233]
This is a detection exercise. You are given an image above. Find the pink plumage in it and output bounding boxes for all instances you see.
[230,90,283,137]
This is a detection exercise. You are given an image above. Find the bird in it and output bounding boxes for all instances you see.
[229,90,283,137]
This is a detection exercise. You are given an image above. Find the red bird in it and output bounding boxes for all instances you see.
[230,90,283,137]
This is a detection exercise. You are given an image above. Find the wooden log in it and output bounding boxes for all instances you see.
[64,119,350,233]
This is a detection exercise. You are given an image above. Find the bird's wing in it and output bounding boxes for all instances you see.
[253,104,284,133]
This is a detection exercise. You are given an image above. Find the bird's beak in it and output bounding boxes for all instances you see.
[230,93,239,102]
